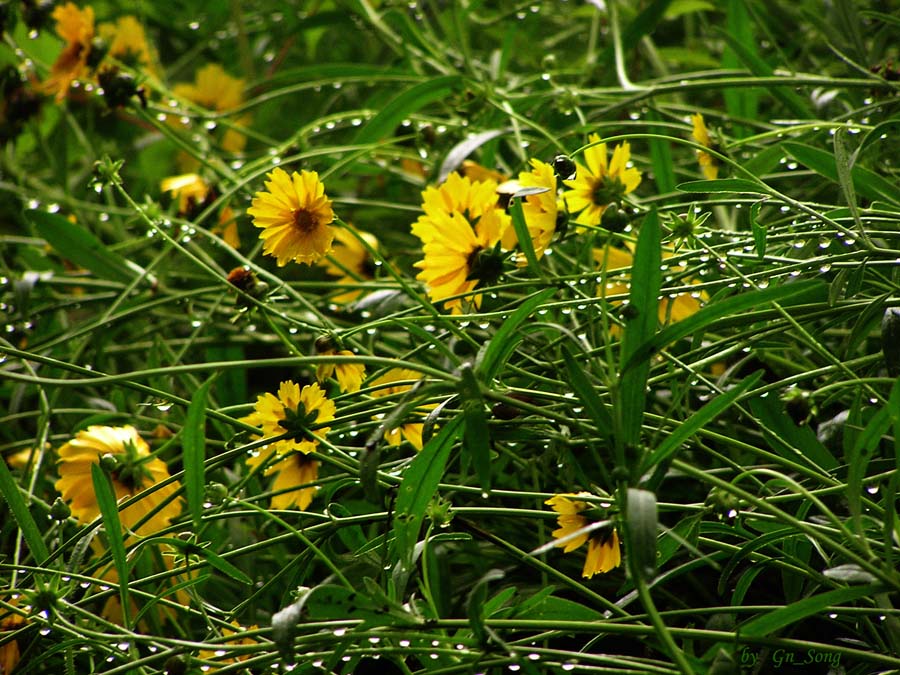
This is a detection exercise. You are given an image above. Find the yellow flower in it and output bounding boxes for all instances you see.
[98,15,157,74]
[0,596,26,675]
[43,3,95,102]
[412,172,503,244]
[369,368,433,451]
[500,158,558,263]
[198,620,259,670]
[460,160,508,184]
[246,447,320,511]
[247,168,335,266]
[172,64,250,153]
[248,381,335,455]
[564,134,642,228]
[161,173,240,248]
[316,348,366,394]
[545,493,621,578]
[321,226,379,304]
[55,425,182,537]
[691,113,719,181]
[593,245,706,328]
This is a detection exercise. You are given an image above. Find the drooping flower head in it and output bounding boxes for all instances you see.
[246,443,320,511]
[43,3,96,102]
[55,425,182,536]
[369,368,434,451]
[249,380,336,455]
[691,113,719,181]
[593,245,706,329]
[315,338,366,393]
[321,226,379,304]
[161,173,240,248]
[411,172,510,313]
[197,620,260,670]
[545,493,621,578]
[500,158,559,263]
[98,15,157,74]
[247,168,335,266]
[172,64,250,153]
[564,134,642,228]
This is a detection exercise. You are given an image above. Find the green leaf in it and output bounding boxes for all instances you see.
[750,201,766,259]
[508,197,544,279]
[164,537,251,585]
[783,141,900,206]
[463,400,492,495]
[476,287,557,382]
[626,488,658,579]
[641,371,763,474]
[749,394,839,472]
[0,459,50,565]
[91,462,131,627]
[619,209,662,450]
[561,347,614,439]
[721,0,758,137]
[740,585,883,637]
[184,378,213,530]
[647,110,676,194]
[392,415,464,568]
[26,210,151,286]
[355,75,461,145]
[467,569,505,644]
[622,280,827,374]
[598,0,674,66]
[513,594,603,622]
[847,402,892,531]
[677,178,769,194]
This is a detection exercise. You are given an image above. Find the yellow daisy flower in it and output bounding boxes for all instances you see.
[321,226,379,304]
[412,172,503,243]
[246,447,320,511]
[161,173,241,248]
[593,245,706,328]
[172,64,250,154]
[55,425,182,537]
[564,134,642,228]
[198,620,259,670]
[500,158,559,263]
[691,113,719,181]
[0,597,26,675]
[43,3,95,102]
[315,346,366,394]
[369,368,434,451]
[545,493,621,578]
[460,160,508,184]
[247,168,336,266]
[248,381,335,455]
[98,15,157,75]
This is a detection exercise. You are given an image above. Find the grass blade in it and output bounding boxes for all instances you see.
[355,75,461,145]
[0,459,50,565]
[90,462,131,628]
[183,378,214,530]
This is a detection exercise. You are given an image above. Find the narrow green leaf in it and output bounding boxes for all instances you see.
[0,459,50,564]
[721,0,757,137]
[476,287,556,381]
[27,210,149,285]
[184,378,213,530]
[647,110,676,194]
[784,141,900,205]
[641,371,763,474]
[677,178,769,194]
[626,488,658,579]
[508,196,544,279]
[164,537,252,585]
[561,347,613,436]
[392,415,464,567]
[355,75,461,145]
[847,403,892,531]
[463,400,492,494]
[749,394,839,472]
[619,209,662,450]
[622,280,827,373]
[598,0,674,66]
[740,585,883,637]
[718,30,811,118]
[467,569,505,644]
[90,462,131,627]
[750,201,766,259]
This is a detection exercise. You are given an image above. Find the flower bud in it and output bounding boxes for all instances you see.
[50,497,71,521]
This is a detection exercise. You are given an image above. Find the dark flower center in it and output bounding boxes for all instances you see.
[466,245,505,287]
[591,176,626,208]
[280,401,321,442]
[293,209,317,234]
